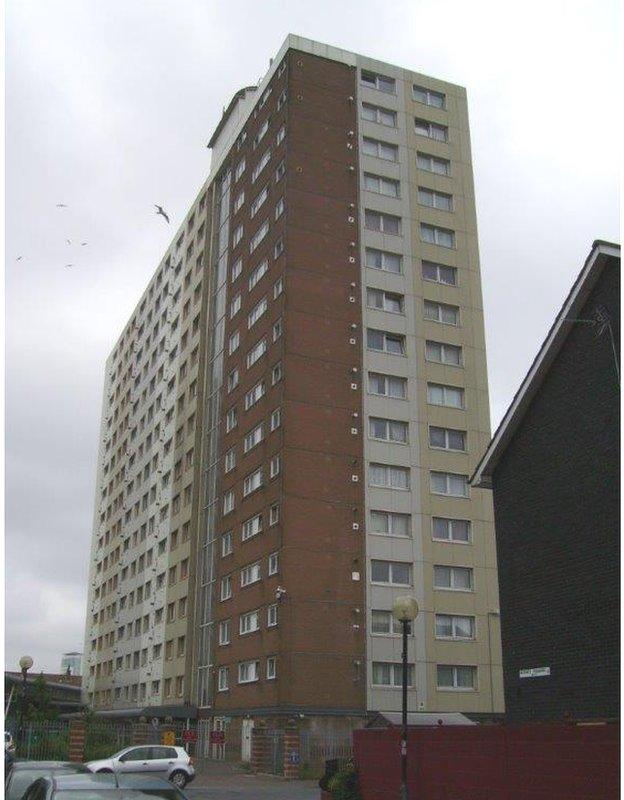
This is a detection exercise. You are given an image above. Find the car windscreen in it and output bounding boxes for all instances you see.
[7,771,51,800]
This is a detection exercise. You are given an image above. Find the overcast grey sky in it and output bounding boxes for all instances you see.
[5,0,620,672]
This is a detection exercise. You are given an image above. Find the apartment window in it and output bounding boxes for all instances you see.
[229,294,242,318]
[362,137,398,161]
[249,220,269,253]
[217,666,229,691]
[365,247,402,274]
[371,559,411,586]
[248,259,268,290]
[362,103,397,127]
[370,510,410,538]
[253,117,270,147]
[266,657,277,680]
[273,277,283,299]
[371,610,412,635]
[434,565,473,591]
[367,288,404,314]
[232,224,243,247]
[364,173,400,198]
[228,330,240,355]
[427,382,464,409]
[364,209,401,235]
[372,662,414,687]
[177,635,186,657]
[369,463,409,489]
[274,197,285,219]
[244,380,265,410]
[268,551,279,575]
[243,468,263,497]
[430,471,469,497]
[224,448,236,473]
[219,619,230,645]
[429,426,466,452]
[248,297,268,328]
[271,362,282,385]
[437,665,476,691]
[432,517,471,543]
[221,531,234,556]
[225,407,237,433]
[246,338,267,368]
[220,575,232,600]
[436,614,475,640]
[250,185,269,218]
[269,455,281,478]
[231,258,242,282]
[269,503,280,526]
[275,160,286,182]
[274,238,284,259]
[252,149,271,182]
[420,223,455,248]
[361,70,395,93]
[241,561,261,586]
[272,318,282,341]
[243,423,264,453]
[227,368,239,393]
[418,187,453,211]
[415,118,448,142]
[369,417,408,443]
[270,407,281,431]
[367,329,405,355]
[267,603,278,627]
[425,340,462,366]
[277,89,287,108]
[368,372,407,399]
[223,491,234,516]
[276,124,285,145]
[238,660,260,684]
[242,514,262,541]
[417,152,451,176]
[413,85,445,108]
[233,191,245,214]
[424,300,460,325]
[240,609,260,635]
[235,159,246,182]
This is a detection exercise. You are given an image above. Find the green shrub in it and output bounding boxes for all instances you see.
[328,764,361,800]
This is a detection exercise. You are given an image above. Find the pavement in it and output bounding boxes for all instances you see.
[187,761,319,800]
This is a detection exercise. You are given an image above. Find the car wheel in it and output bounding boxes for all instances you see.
[170,771,188,789]
[97,769,113,774]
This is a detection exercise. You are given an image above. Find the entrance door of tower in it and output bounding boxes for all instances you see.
[241,719,254,762]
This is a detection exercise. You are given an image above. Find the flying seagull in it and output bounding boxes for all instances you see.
[16,256,23,262]
[80,242,88,246]
[64,264,74,268]
[56,203,68,208]
[66,239,72,245]
[155,205,170,224]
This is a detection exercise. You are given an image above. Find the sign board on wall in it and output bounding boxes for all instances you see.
[519,667,551,679]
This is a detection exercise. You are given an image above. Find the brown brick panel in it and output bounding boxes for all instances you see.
[283,355,361,409]
[283,401,361,456]
[284,309,359,365]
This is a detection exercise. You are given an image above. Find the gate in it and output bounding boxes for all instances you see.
[265,729,284,776]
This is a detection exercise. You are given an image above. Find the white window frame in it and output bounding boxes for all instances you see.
[425,340,462,367]
[367,287,404,314]
[369,463,410,490]
[217,666,229,691]
[269,455,281,478]
[222,491,234,516]
[243,423,264,453]
[221,531,233,557]
[369,417,409,444]
[252,149,271,183]
[248,259,268,290]
[367,329,406,356]
[266,656,277,680]
[364,209,401,235]
[242,514,262,542]
[365,247,402,274]
[420,223,455,249]
[232,224,243,247]
[417,152,451,176]
[362,137,398,162]
[432,517,472,543]
[368,372,407,400]
[424,300,460,326]
[246,338,267,369]
[238,660,260,684]
[243,468,263,497]
[413,85,446,108]
[240,561,261,587]
[250,185,269,218]
[372,661,414,687]
[231,257,242,282]
[434,564,474,592]
[244,380,266,411]
[427,382,465,409]
[249,219,269,253]
[435,614,476,641]
[239,609,260,635]
[437,664,477,691]
[270,407,281,431]
[430,471,469,498]
[364,173,400,198]
[371,559,412,587]
[267,604,278,627]
[414,118,448,141]
[248,296,268,329]
[361,70,396,93]
[228,330,240,355]
[220,574,232,600]
[218,619,231,645]
[418,187,453,211]
[362,102,397,127]
[370,510,411,538]
[268,551,279,575]
[224,448,236,472]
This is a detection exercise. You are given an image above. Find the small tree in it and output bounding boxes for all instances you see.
[25,675,58,721]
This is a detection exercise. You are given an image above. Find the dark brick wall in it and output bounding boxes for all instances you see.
[492,256,620,722]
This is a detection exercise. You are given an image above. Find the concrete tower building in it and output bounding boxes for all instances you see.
[83,35,503,746]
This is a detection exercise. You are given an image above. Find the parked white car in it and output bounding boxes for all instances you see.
[5,731,15,754]
[86,745,195,788]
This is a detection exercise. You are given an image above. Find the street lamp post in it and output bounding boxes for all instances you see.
[392,597,419,800]
[18,656,34,756]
